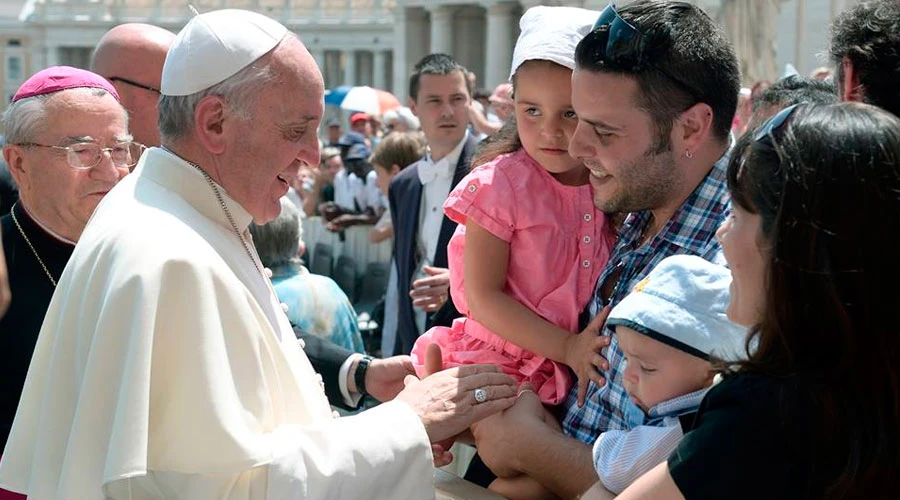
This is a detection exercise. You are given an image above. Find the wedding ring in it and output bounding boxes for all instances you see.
[474,387,488,404]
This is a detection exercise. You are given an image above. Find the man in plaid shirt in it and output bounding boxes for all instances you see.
[470,2,741,498]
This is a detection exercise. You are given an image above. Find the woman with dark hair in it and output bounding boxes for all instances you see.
[584,102,900,499]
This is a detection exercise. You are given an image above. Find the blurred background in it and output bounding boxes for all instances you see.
[0,0,853,105]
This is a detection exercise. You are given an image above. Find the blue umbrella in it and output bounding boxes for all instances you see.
[324,85,353,106]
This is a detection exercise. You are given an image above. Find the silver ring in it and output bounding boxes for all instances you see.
[474,388,488,404]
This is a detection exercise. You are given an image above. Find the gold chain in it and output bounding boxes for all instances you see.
[161,147,265,278]
[10,202,58,287]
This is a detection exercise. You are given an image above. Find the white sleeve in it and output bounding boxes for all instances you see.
[267,401,434,499]
[338,353,364,407]
[364,171,382,212]
[111,402,435,500]
[592,423,684,494]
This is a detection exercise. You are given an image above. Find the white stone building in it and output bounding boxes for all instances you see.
[0,0,864,107]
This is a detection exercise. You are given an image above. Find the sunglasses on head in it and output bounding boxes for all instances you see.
[588,2,701,103]
[754,103,802,142]
[591,2,644,68]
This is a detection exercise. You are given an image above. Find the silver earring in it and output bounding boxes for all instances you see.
[684,150,694,159]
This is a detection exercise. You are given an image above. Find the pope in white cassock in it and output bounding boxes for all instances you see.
[0,9,519,500]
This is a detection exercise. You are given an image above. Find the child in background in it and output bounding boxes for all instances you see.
[410,6,615,499]
[595,254,747,493]
[368,132,427,244]
[369,132,427,358]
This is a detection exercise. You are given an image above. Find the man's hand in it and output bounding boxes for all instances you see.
[431,443,454,468]
[326,214,356,232]
[318,202,343,222]
[410,265,450,312]
[362,355,416,402]
[396,364,517,443]
[564,307,611,407]
[470,388,557,478]
[421,343,458,465]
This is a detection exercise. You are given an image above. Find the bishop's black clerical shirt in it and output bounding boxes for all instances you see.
[0,203,74,453]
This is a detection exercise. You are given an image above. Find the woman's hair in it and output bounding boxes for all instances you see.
[369,132,426,170]
[727,102,900,497]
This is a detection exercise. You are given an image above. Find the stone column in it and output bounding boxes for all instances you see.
[310,48,326,75]
[44,44,59,68]
[794,0,806,72]
[344,49,356,86]
[373,50,387,90]
[483,1,517,88]
[392,6,408,99]
[428,5,456,55]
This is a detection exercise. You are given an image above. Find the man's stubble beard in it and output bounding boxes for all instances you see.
[594,139,680,215]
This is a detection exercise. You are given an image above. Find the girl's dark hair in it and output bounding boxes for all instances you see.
[727,102,900,498]
[472,117,521,167]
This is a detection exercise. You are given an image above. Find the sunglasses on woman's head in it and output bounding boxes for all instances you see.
[754,104,802,142]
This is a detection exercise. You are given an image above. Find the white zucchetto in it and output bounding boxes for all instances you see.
[161,9,288,96]
[509,5,601,81]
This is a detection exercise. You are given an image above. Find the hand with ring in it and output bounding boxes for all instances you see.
[396,363,517,444]
[410,265,451,313]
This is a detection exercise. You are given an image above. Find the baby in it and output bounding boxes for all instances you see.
[594,254,747,493]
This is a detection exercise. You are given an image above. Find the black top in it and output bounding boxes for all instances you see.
[669,373,838,500]
[0,162,18,217]
[0,203,74,452]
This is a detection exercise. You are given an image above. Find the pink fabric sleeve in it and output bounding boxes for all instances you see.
[443,157,516,242]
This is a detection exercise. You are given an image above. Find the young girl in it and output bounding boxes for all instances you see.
[411,7,613,497]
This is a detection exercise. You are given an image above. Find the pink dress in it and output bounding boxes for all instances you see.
[411,149,613,405]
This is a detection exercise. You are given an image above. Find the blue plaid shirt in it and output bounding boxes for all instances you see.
[561,152,731,443]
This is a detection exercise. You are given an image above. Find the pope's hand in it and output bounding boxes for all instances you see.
[364,355,416,402]
[396,364,517,443]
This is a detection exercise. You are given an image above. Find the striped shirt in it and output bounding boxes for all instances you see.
[561,150,731,443]
[593,388,708,493]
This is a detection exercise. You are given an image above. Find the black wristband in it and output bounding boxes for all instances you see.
[354,355,374,397]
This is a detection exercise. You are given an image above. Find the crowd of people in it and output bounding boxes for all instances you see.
[0,0,899,499]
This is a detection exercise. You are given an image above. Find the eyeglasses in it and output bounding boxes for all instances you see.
[16,141,146,169]
[588,2,702,103]
[108,76,160,94]
[754,103,801,142]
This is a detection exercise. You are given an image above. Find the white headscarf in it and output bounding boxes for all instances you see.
[509,5,601,80]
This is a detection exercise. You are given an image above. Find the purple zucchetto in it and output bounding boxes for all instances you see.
[11,66,120,103]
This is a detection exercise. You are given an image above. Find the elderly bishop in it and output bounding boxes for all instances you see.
[0,68,134,500]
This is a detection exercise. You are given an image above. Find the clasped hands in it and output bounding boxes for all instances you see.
[370,307,613,470]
